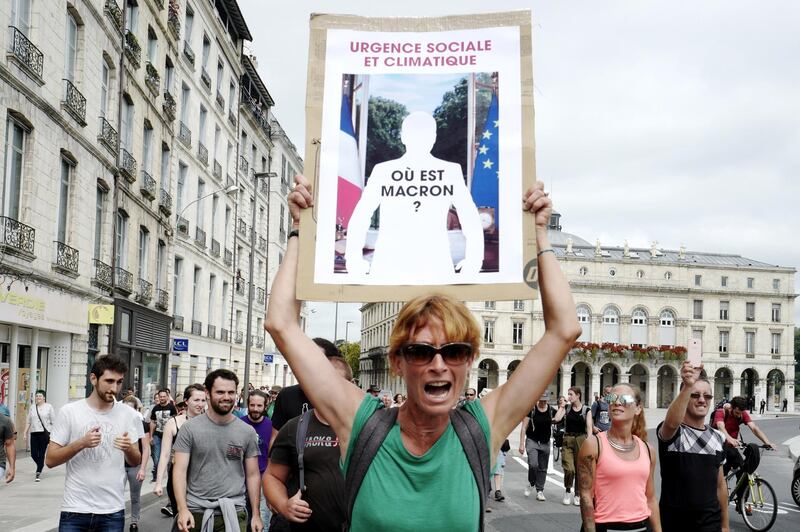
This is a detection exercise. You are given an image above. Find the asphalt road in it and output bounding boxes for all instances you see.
[130,417,800,531]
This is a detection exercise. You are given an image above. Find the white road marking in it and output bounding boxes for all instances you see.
[513,456,566,488]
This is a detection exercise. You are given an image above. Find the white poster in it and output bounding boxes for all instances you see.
[313,26,524,286]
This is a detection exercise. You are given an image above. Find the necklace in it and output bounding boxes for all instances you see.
[607,435,636,452]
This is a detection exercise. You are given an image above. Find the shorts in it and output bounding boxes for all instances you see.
[493,451,505,476]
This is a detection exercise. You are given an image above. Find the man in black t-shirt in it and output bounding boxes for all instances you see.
[518,392,564,501]
[269,338,341,446]
[149,389,177,482]
[263,357,350,531]
[658,361,728,532]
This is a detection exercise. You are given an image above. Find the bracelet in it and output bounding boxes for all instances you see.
[288,229,299,239]
[537,248,554,257]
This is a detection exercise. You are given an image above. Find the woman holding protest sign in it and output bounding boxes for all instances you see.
[266,174,580,531]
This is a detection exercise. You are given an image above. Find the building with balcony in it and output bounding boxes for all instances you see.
[168,0,250,392]
[359,212,797,412]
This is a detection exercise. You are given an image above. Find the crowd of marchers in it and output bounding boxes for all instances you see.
[0,174,781,532]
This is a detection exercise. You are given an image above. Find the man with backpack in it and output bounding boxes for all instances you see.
[263,357,352,531]
[518,391,565,501]
[591,385,612,433]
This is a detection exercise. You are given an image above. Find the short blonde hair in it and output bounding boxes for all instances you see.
[388,294,480,364]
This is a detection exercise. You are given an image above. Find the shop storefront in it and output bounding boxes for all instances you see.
[0,283,88,449]
[112,298,171,410]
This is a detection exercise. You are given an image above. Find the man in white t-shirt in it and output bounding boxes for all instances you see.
[47,355,144,532]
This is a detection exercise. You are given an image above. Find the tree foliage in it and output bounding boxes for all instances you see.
[431,73,494,177]
[340,341,361,382]
[366,97,408,178]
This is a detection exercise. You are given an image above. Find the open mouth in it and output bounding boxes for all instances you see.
[424,381,452,398]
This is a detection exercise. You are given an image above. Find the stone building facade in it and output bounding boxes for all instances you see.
[0,0,303,435]
[360,213,796,412]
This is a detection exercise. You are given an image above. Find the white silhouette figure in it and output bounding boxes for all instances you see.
[345,112,484,282]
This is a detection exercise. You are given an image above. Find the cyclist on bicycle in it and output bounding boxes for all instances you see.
[658,361,728,532]
[713,396,776,475]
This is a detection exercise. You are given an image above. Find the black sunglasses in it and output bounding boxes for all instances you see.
[400,342,473,366]
[690,393,714,401]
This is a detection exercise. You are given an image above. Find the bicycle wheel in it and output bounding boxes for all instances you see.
[740,477,778,532]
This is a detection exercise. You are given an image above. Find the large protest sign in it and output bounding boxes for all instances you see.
[298,11,536,302]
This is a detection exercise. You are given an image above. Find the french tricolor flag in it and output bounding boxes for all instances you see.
[337,94,362,231]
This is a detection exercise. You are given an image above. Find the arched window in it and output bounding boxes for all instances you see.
[659,310,676,346]
[579,266,588,276]
[602,307,620,344]
[631,308,647,346]
[576,305,591,342]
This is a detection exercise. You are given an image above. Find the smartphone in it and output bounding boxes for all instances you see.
[687,338,702,367]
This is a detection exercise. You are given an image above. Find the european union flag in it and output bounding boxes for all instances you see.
[471,92,499,233]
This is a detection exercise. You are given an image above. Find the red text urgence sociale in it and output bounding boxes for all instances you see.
[349,39,493,68]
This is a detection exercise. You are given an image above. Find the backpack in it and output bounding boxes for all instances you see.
[343,406,490,532]
[709,400,727,425]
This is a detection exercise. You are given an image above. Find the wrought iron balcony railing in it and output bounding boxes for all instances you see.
[239,156,248,175]
[258,236,267,252]
[215,91,225,111]
[163,91,176,121]
[53,241,79,275]
[200,67,211,90]
[183,41,195,65]
[62,79,87,125]
[255,337,264,348]
[228,109,237,127]
[235,281,245,296]
[115,267,133,293]
[0,216,35,259]
[140,171,156,199]
[104,0,123,32]
[237,218,247,237]
[155,288,169,311]
[173,315,184,331]
[224,248,233,266]
[159,188,172,215]
[98,117,118,155]
[124,30,141,69]
[120,148,137,183]
[176,216,189,237]
[167,1,181,40]
[221,328,229,342]
[234,331,243,344]
[191,320,202,335]
[197,143,208,165]
[260,179,269,195]
[207,324,216,339]
[256,287,265,305]
[194,227,206,248]
[93,259,113,288]
[8,26,44,80]
[213,160,222,179]
[136,278,153,304]
[145,62,160,95]
[178,121,191,148]
[211,239,220,257]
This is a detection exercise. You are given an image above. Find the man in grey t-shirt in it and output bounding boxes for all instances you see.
[173,369,262,532]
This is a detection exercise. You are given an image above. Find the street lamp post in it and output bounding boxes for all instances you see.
[244,171,278,403]
[176,183,239,225]
[345,320,354,344]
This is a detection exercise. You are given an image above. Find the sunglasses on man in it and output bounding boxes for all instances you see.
[400,342,473,366]
[690,392,714,401]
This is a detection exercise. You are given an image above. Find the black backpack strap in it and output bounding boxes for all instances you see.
[295,409,314,496]
[343,407,398,531]
[450,408,490,532]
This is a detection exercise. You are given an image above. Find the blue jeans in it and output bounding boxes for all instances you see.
[58,510,125,531]
[151,433,163,477]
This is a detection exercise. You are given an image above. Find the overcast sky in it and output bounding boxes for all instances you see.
[239,0,800,340]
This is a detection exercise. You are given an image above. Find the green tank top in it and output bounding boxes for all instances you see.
[343,396,490,532]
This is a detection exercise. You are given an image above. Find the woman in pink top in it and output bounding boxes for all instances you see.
[577,384,661,532]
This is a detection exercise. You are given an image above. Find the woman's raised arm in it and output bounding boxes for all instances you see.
[481,182,581,453]
[264,175,364,455]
